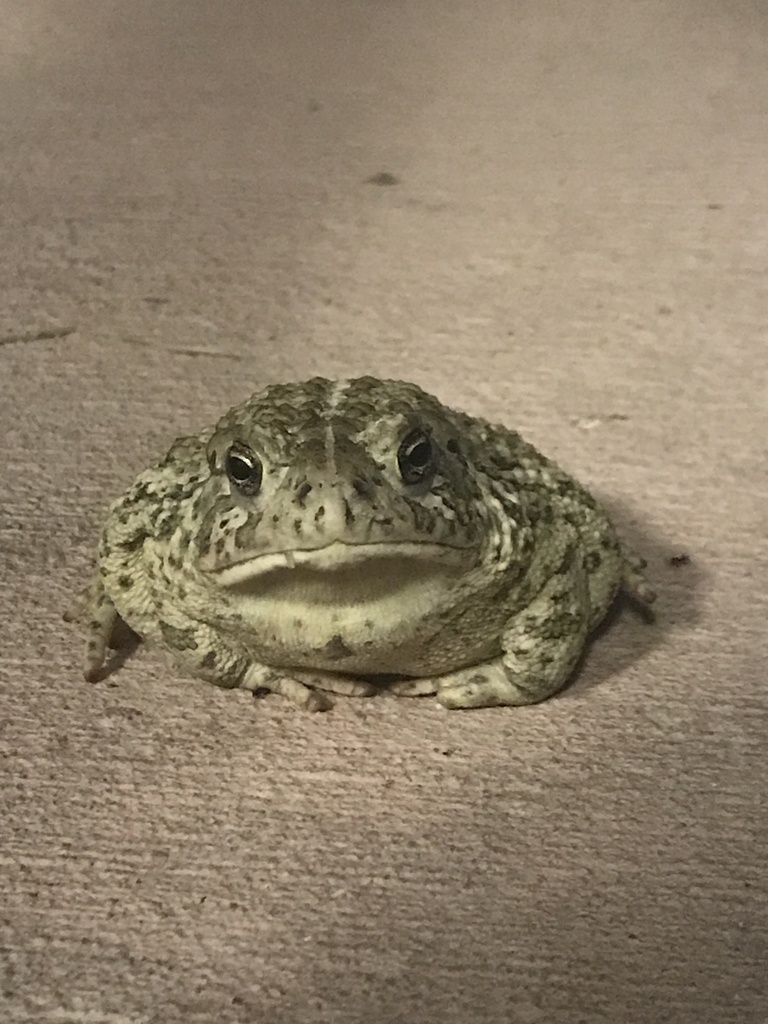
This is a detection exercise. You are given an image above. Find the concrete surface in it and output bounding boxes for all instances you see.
[1,1,767,1022]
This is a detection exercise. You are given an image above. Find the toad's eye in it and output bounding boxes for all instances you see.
[225,445,263,496]
[397,429,435,485]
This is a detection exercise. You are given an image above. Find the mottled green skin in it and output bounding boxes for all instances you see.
[74,377,655,711]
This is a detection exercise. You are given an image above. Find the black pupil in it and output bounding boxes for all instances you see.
[406,440,431,468]
[228,453,255,481]
[398,431,433,485]
[226,447,262,494]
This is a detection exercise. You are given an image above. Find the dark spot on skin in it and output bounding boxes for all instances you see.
[343,499,354,526]
[117,575,134,589]
[322,635,354,660]
[89,620,103,632]
[314,506,325,523]
[239,511,262,536]
[201,650,217,669]
[293,518,304,535]
[488,452,521,473]
[121,533,147,553]
[555,480,578,500]
[295,481,312,507]
[272,514,280,524]
[523,610,583,643]
[160,622,199,652]
[155,518,177,541]
[215,663,248,689]
[584,551,602,571]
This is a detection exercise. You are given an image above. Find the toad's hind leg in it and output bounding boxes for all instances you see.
[434,550,591,710]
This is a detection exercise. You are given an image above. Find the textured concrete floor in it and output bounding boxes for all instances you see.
[1,2,767,1022]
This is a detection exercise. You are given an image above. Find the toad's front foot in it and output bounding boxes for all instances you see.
[65,575,121,682]
[434,660,549,710]
[389,661,552,709]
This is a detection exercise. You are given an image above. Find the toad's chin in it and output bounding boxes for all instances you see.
[206,539,473,584]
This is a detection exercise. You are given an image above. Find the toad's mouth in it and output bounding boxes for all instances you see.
[202,540,475,618]
[206,544,472,637]
[205,540,474,588]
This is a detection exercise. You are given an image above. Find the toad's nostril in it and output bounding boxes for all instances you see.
[295,481,313,505]
[352,476,374,498]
